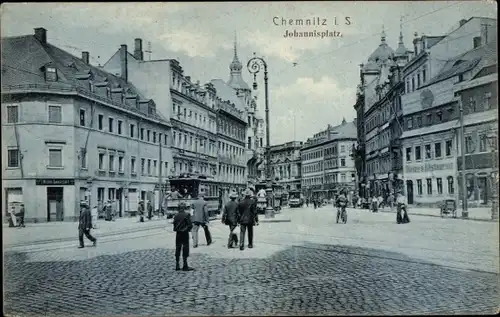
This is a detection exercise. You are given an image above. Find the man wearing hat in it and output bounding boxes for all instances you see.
[222,192,240,248]
[78,201,97,248]
[17,204,26,228]
[173,202,194,271]
[191,193,212,248]
[138,200,145,222]
[237,188,259,251]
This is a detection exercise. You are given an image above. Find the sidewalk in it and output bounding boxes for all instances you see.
[3,217,168,247]
[375,206,495,222]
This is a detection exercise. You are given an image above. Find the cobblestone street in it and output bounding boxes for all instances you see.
[4,207,499,316]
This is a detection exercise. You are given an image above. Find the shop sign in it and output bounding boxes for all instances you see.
[36,179,75,186]
[406,162,454,174]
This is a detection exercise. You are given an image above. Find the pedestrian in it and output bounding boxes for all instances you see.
[173,202,194,271]
[222,192,240,248]
[191,193,212,248]
[16,204,25,228]
[91,205,98,229]
[104,201,112,221]
[306,198,309,208]
[138,200,145,222]
[237,189,259,251]
[147,201,153,220]
[78,201,97,249]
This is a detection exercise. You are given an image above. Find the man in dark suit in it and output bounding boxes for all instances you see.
[78,201,97,249]
[222,192,240,248]
[238,189,259,251]
[191,193,212,248]
[173,202,194,271]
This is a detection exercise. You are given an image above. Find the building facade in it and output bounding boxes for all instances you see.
[301,119,357,201]
[2,28,172,222]
[210,37,266,187]
[400,17,497,206]
[214,94,248,195]
[357,27,410,199]
[269,141,303,191]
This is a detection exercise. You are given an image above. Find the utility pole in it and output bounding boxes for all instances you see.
[459,97,468,218]
[158,137,163,213]
[481,23,491,45]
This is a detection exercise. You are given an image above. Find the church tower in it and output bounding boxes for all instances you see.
[228,33,252,108]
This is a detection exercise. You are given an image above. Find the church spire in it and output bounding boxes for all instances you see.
[381,25,386,44]
[399,16,404,45]
[395,15,408,57]
[228,32,250,91]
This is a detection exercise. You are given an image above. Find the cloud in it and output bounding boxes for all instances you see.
[265,76,356,144]
[158,30,232,58]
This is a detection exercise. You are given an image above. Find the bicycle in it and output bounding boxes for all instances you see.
[336,204,347,224]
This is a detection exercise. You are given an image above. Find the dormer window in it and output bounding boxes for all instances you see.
[45,67,58,82]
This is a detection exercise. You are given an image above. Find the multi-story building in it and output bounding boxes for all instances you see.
[211,38,266,186]
[301,119,357,201]
[269,141,303,191]
[214,94,248,195]
[357,26,411,198]
[399,17,497,206]
[103,40,219,179]
[2,28,172,222]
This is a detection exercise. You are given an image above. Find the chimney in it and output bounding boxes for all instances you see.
[459,19,468,27]
[134,38,143,61]
[120,45,128,81]
[82,51,90,64]
[34,27,47,44]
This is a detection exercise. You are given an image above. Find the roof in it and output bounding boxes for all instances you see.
[302,120,357,149]
[422,40,497,88]
[1,34,166,122]
[210,79,246,111]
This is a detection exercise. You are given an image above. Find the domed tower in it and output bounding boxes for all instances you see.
[394,17,410,67]
[228,34,252,108]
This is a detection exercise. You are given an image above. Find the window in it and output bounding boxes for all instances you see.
[98,115,104,130]
[447,176,454,194]
[437,178,443,194]
[80,148,87,168]
[147,130,150,142]
[417,73,421,87]
[48,105,62,123]
[469,96,476,112]
[141,158,145,174]
[435,142,442,158]
[436,111,442,122]
[484,92,492,110]
[153,160,157,176]
[183,108,187,118]
[446,140,453,156]
[48,149,62,167]
[479,134,487,152]
[465,135,474,154]
[140,128,144,140]
[407,117,413,129]
[341,158,346,167]
[131,157,136,174]
[415,146,422,160]
[147,159,151,175]
[340,145,345,153]
[109,154,115,171]
[404,147,411,162]
[422,68,427,82]
[7,105,19,123]
[341,173,346,182]
[130,124,135,138]
[118,156,124,173]
[79,109,86,126]
[248,137,252,149]
[45,67,57,81]
[153,132,157,143]
[416,116,422,127]
[426,113,432,125]
[8,149,19,167]
[118,120,122,135]
[411,77,415,91]
[99,153,105,170]
[458,73,464,82]
[425,144,432,159]
[417,179,423,195]
[260,138,263,148]
[108,118,114,133]
[164,133,168,145]
[426,178,432,195]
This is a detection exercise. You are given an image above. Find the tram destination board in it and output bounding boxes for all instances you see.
[36,179,75,186]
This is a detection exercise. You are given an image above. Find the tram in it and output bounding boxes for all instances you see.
[166,173,221,219]
[288,190,304,208]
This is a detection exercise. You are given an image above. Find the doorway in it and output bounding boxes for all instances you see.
[406,180,414,205]
[117,188,123,217]
[47,187,64,222]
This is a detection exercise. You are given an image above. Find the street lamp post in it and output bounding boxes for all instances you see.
[247,53,274,218]
[486,135,498,221]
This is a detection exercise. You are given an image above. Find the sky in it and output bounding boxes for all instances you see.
[1,1,497,145]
